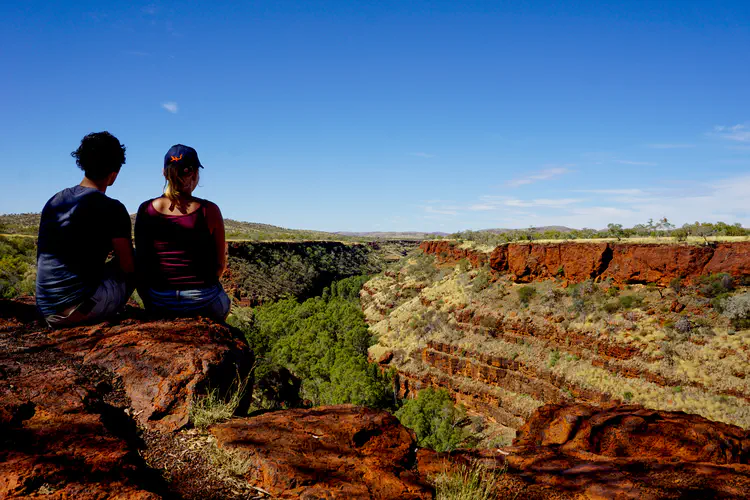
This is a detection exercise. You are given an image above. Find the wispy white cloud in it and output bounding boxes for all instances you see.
[647,143,695,149]
[576,189,647,196]
[410,152,435,158]
[142,4,158,15]
[161,102,179,113]
[713,124,750,143]
[507,166,573,188]
[424,173,750,230]
[616,160,657,166]
[505,198,582,208]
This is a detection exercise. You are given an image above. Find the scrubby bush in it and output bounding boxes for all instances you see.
[602,300,620,314]
[722,293,750,329]
[669,277,683,294]
[517,285,536,305]
[698,273,734,298]
[395,388,468,452]
[572,297,587,315]
[0,236,36,299]
[228,275,394,410]
[674,317,692,334]
[618,294,644,309]
[547,350,561,368]
[471,268,491,292]
[456,258,471,273]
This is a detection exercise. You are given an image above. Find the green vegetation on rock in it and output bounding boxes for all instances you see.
[395,388,469,452]
[0,235,36,298]
[229,275,394,410]
[225,242,386,304]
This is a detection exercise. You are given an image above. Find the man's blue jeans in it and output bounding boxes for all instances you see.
[142,284,231,321]
[44,275,129,328]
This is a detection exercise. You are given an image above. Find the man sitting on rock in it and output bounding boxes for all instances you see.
[36,131,135,327]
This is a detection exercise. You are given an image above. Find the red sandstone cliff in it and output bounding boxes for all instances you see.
[421,240,750,285]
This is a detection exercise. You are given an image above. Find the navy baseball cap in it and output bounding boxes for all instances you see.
[164,144,204,169]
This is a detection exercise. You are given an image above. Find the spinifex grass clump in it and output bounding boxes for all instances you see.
[190,372,250,429]
[433,461,502,500]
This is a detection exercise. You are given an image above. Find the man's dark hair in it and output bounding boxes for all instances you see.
[70,131,126,181]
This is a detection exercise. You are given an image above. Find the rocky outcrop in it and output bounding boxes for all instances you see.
[417,403,750,499]
[1,303,167,498]
[505,403,750,498]
[423,240,750,285]
[703,242,750,277]
[503,242,612,282]
[45,317,252,433]
[0,301,432,499]
[418,241,488,267]
[211,405,432,499]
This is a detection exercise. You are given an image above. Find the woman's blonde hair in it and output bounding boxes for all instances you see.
[163,167,199,202]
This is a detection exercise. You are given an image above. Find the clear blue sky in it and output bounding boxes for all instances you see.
[2,1,749,232]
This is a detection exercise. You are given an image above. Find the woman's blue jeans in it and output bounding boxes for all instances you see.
[143,283,231,321]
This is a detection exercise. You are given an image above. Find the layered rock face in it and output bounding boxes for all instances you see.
[485,241,750,285]
[368,241,750,442]
[422,240,750,285]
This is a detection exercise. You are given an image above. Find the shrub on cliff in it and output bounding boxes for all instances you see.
[0,236,36,299]
[230,275,394,410]
[395,388,468,452]
[517,285,536,305]
[225,242,378,304]
[698,273,734,298]
[721,292,750,329]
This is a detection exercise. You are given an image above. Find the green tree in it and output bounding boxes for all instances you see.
[606,223,625,240]
[395,388,468,452]
[229,275,394,410]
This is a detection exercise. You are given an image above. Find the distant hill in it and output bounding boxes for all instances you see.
[0,213,370,242]
[482,226,575,234]
[336,231,448,240]
[223,219,363,241]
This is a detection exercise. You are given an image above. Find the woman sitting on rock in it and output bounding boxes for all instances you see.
[135,145,231,321]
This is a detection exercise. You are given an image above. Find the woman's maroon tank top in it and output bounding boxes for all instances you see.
[135,199,218,290]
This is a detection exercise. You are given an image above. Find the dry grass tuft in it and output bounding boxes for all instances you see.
[190,372,250,429]
[434,461,504,500]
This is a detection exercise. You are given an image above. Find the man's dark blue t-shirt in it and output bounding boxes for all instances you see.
[36,186,131,316]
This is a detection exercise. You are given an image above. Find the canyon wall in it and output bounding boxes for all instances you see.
[420,240,750,285]
[367,239,750,442]
[224,239,418,305]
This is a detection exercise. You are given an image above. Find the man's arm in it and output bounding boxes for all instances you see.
[112,237,135,277]
[110,200,135,283]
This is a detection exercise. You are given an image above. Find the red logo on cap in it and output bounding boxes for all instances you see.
[170,154,183,162]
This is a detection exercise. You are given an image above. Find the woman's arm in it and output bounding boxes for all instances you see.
[205,201,227,278]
